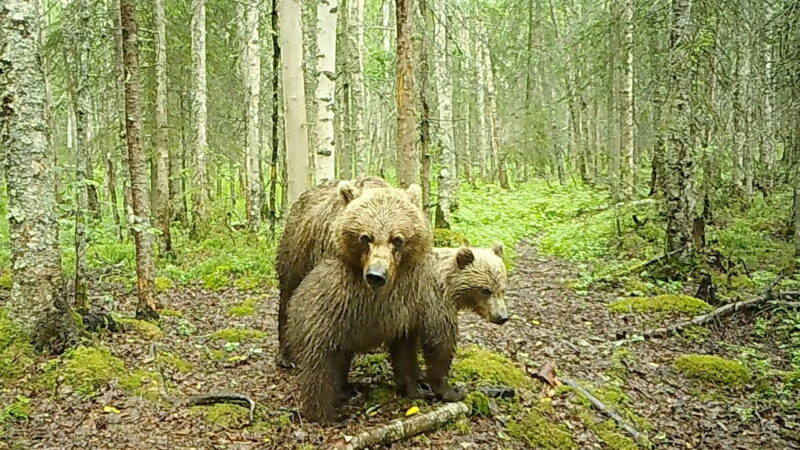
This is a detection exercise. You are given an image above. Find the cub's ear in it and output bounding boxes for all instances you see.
[456,247,475,270]
[405,184,422,206]
[338,181,357,204]
[492,242,504,258]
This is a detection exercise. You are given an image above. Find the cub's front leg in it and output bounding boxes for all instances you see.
[298,350,349,423]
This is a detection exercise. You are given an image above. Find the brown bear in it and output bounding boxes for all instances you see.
[434,244,509,324]
[276,177,389,368]
[285,185,462,423]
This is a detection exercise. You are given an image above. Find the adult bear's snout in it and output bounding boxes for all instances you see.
[365,264,388,288]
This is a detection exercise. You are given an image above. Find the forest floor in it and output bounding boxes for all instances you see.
[3,238,799,449]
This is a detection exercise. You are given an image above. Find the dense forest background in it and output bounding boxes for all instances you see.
[1,0,799,447]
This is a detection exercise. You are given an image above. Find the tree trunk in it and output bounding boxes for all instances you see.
[620,0,635,199]
[1,0,77,353]
[474,26,488,180]
[269,0,282,232]
[120,0,159,320]
[351,0,367,176]
[106,151,122,241]
[419,0,432,220]
[606,0,620,200]
[113,0,134,234]
[314,0,338,182]
[243,0,262,229]
[664,0,695,259]
[381,0,393,53]
[433,0,456,226]
[395,0,418,188]
[280,0,310,204]
[482,30,501,185]
[191,0,210,233]
[154,0,172,252]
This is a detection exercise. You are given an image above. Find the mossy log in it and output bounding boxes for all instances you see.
[562,377,648,445]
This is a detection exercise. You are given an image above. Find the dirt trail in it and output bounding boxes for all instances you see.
[6,241,799,449]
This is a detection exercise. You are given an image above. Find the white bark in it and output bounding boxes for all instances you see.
[350,0,367,176]
[314,0,338,182]
[154,0,171,249]
[191,0,209,225]
[474,25,488,179]
[73,0,91,309]
[243,0,262,228]
[620,0,635,199]
[481,26,500,182]
[381,0,392,53]
[279,0,310,204]
[433,0,455,225]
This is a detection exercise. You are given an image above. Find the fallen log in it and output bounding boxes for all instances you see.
[330,402,468,450]
[561,377,648,445]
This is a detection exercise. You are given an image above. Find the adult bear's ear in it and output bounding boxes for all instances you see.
[405,184,422,206]
[492,242,504,258]
[456,246,475,270]
[338,181,357,204]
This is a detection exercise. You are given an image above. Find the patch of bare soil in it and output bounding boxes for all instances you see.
[4,241,799,449]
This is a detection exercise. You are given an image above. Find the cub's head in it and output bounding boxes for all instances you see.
[439,243,509,324]
[334,184,430,290]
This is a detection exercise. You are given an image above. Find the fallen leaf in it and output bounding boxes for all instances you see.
[531,320,541,325]
[405,406,420,416]
[535,362,562,387]
[102,406,121,414]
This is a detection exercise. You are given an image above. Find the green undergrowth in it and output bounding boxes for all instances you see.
[353,353,391,378]
[433,228,470,247]
[451,345,532,390]
[156,351,192,373]
[0,309,36,386]
[116,318,164,340]
[608,295,712,315]
[507,405,576,449]
[190,403,293,433]
[228,297,259,317]
[0,270,11,289]
[43,345,128,397]
[674,354,751,388]
[211,327,267,343]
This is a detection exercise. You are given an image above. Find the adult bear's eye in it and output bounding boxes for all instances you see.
[482,288,493,296]
[392,237,405,248]
[360,234,373,245]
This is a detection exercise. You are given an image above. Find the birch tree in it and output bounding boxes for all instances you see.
[120,0,159,319]
[243,0,262,228]
[154,0,171,250]
[433,0,456,227]
[1,0,77,352]
[620,0,635,199]
[279,0,310,203]
[474,23,488,179]
[314,0,337,182]
[350,0,367,176]
[191,0,209,230]
[72,0,90,311]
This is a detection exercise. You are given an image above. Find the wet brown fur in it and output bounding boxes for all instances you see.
[285,186,460,423]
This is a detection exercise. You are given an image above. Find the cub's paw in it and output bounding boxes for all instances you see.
[437,386,465,402]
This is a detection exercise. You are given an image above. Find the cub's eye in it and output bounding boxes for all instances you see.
[392,237,405,248]
[360,234,373,245]
[482,288,493,296]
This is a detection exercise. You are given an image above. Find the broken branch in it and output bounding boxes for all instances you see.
[561,377,648,445]
[330,402,468,450]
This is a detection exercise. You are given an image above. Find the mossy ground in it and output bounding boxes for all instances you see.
[156,351,192,373]
[0,309,35,385]
[507,406,576,449]
[608,294,712,315]
[0,271,11,289]
[211,328,267,343]
[116,318,164,340]
[228,297,259,317]
[451,345,531,389]
[191,404,250,429]
[48,346,128,397]
[154,277,174,292]
[674,354,751,388]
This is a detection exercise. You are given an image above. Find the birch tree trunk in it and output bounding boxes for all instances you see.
[154,0,172,251]
[482,30,501,185]
[243,0,262,229]
[113,0,134,232]
[433,0,456,227]
[664,0,695,258]
[395,0,418,188]
[191,0,210,232]
[419,0,432,218]
[120,0,159,320]
[381,0,392,53]
[314,0,338,182]
[350,0,367,176]
[1,0,77,353]
[607,0,620,200]
[620,0,635,199]
[269,0,283,232]
[279,0,310,204]
[474,27,488,180]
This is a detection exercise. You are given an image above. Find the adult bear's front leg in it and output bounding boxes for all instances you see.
[298,350,347,423]
[389,336,427,399]
[422,341,464,402]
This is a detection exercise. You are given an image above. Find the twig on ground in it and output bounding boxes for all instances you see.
[621,246,686,277]
[329,402,468,450]
[561,377,648,445]
[182,393,256,422]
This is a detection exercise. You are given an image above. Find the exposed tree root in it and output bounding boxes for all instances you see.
[182,393,256,422]
[561,377,649,445]
[330,402,468,449]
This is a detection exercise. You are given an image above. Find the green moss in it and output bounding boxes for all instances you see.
[117,318,164,340]
[433,228,470,247]
[353,353,391,378]
[674,354,751,388]
[447,414,472,434]
[191,404,250,429]
[228,297,259,317]
[507,408,576,449]
[154,277,174,292]
[0,396,31,424]
[451,345,531,389]
[0,271,11,289]
[681,325,712,344]
[464,391,491,416]
[593,419,639,450]
[365,384,395,408]
[56,346,128,397]
[159,308,183,318]
[608,295,712,315]
[119,369,164,402]
[202,270,230,290]
[212,327,267,343]
[621,277,652,296]
[609,347,635,379]
[0,309,36,384]
[156,352,192,373]
[234,276,261,291]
